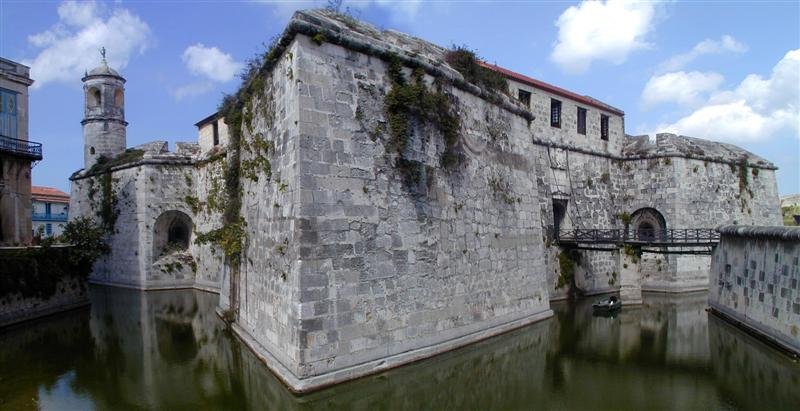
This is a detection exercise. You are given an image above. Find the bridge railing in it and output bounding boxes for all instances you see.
[555,228,719,246]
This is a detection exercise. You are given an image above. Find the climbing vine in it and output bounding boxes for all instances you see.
[556,250,580,290]
[384,55,463,188]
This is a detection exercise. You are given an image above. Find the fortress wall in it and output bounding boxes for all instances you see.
[268,34,551,389]
[623,156,781,292]
[225,39,305,376]
[709,225,800,355]
[191,157,227,292]
[71,167,144,287]
[70,155,227,292]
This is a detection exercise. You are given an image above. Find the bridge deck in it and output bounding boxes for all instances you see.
[555,228,719,247]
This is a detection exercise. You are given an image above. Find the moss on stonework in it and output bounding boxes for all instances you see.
[97,173,119,233]
[444,45,508,94]
[384,55,463,188]
[623,244,642,264]
[240,133,273,182]
[194,217,247,259]
[84,149,144,176]
[556,250,580,290]
[184,196,201,214]
[0,217,108,300]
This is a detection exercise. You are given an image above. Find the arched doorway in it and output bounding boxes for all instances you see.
[630,208,666,242]
[153,210,192,258]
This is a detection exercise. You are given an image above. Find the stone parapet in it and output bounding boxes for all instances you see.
[709,225,800,356]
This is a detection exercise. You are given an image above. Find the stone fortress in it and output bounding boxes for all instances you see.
[69,10,782,392]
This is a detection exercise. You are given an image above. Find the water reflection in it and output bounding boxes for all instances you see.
[0,287,798,410]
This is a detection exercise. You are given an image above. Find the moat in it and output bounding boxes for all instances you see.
[1,287,798,410]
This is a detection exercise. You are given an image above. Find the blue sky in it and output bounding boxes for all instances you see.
[1,0,798,195]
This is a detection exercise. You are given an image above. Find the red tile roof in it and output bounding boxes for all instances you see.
[32,186,70,203]
[479,62,625,116]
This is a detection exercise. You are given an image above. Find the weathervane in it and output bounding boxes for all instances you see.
[100,46,107,64]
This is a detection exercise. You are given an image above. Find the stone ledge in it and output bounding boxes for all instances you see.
[227,307,554,394]
[717,224,800,241]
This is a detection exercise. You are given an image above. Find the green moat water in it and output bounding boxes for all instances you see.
[1,287,798,410]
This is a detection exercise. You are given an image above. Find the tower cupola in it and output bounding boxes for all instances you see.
[82,47,127,169]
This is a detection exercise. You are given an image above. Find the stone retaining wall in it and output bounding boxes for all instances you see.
[0,246,90,327]
[709,225,800,355]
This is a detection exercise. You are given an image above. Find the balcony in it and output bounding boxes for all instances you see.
[32,213,68,222]
[0,134,43,160]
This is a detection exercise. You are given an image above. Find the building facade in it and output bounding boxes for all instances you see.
[0,57,42,246]
[70,10,782,392]
[31,186,69,238]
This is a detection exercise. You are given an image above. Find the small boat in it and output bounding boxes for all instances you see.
[592,296,621,311]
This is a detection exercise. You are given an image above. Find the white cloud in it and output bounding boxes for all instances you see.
[171,82,214,101]
[181,44,242,83]
[660,35,747,72]
[657,49,800,143]
[641,71,724,107]
[23,1,152,89]
[550,0,660,74]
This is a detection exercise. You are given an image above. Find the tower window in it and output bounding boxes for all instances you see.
[90,147,95,155]
[577,107,587,135]
[212,121,219,146]
[114,89,123,107]
[89,88,101,106]
[550,99,561,128]
[517,89,531,108]
[600,115,609,140]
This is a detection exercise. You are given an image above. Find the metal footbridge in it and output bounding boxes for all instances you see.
[555,228,719,254]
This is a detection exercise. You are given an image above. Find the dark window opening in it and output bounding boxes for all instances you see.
[168,222,189,250]
[552,199,568,237]
[89,88,101,107]
[90,147,95,155]
[637,221,655,242]
[212,121,219,146]
[550,99,561,128]
[153,210,193,258]
[577,107,587,135]
[518,89,531,108]
[600,114,609,140]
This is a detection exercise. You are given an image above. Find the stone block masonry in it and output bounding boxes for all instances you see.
[68,8,784,393]
[709,225,800,356]
[218,11,554,391]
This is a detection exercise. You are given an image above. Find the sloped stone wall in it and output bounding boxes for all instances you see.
[709,225,800,355]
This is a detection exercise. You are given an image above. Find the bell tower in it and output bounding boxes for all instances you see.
[82,47,127,169]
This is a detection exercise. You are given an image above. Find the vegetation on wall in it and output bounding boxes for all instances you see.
[556,249,580,290]
[617,212,631,228]
[623,244,642,264]
[98,173,119,233]
[0,217,109,300]
[84,149,145,176]
[385,56,463,175]
[782,205,800,226]
[444,46,508,94]
[488,174,521,205]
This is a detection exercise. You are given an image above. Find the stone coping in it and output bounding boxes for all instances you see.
[716,224,800,241]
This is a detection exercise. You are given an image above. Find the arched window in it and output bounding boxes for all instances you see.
[153,210,193,257]
[114,89,123,107]
[90,147,95,155]
[88,87,101,106]
[630,208,667,242]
